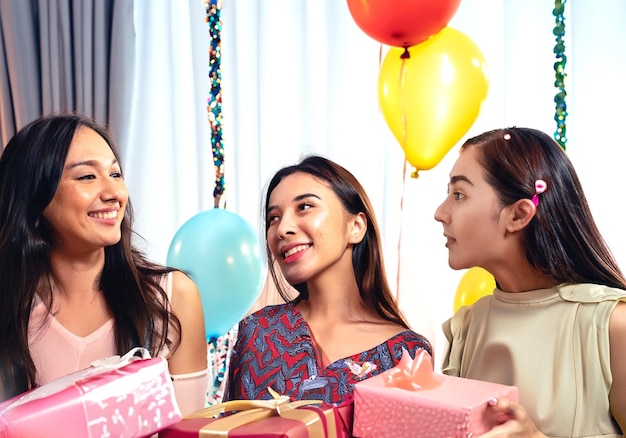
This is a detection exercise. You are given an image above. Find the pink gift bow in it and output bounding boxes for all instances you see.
[384,349,444,391]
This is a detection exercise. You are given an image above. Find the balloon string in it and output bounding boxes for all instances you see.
[395,54,410,300]
[398,56,408,160]
[379,47,409,302]
[396,158,409,301]
[397,55,418,179]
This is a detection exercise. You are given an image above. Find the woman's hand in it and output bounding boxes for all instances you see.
[479,398,547,438]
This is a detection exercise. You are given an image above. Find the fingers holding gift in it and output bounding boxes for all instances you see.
[480,397,547,438]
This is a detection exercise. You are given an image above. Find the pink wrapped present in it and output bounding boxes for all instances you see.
[0,348,182,438]
[353,350,519,438]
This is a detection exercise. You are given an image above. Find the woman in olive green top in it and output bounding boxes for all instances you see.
[435,127,625,437]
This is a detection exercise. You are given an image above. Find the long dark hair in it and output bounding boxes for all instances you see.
[263,155,410,328]
[0,113,181,401]
[464,127,626,289]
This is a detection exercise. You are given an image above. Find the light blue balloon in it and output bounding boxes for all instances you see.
[167,208,265,340]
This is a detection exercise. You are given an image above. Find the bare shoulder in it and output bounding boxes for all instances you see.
[610,300,626,327]
[170,270,200,297]
[350,319,414,346]
[167,270,203,314]
[171,271,204,342]
[378,321,412,339]
[609,301,626,431]
[167,270,207,374]
[609,301,626,354]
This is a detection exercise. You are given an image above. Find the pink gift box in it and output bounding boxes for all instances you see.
[0,348,182,438]
[353,350,518,438]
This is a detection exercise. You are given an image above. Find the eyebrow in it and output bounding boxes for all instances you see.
[65,159,119,170]
[267,193,321,213]
[449,175,473,186]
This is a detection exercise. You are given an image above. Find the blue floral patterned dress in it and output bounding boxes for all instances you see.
[225,303,432,405]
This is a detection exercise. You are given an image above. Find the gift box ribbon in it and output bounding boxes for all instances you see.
[185,393,337,437]
[384,349,444,391]
[5,347,155,410]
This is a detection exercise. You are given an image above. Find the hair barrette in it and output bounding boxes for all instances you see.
[503,133,511,140]
[531,180,547,206]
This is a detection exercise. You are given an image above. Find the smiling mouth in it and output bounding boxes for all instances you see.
[283,244,310,259]
[88,211,118,220]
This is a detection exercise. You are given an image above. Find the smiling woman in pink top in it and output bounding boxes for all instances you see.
[0,114,208,415]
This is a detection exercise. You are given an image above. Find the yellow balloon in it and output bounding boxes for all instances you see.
[453,267,496,312]
[378,27,489,174]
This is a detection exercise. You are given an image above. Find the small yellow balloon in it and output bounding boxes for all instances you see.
[378,26,489,174]
[453,267,496,312]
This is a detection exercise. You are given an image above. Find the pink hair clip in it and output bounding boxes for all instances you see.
[532,180,547,206]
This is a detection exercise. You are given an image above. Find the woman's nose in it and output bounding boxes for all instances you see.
[434,201,448,223]
[275,213,296,240]
[101,176,127,203]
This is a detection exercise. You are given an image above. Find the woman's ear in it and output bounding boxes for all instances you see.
[348,212,367,244]
[506,199,537,232]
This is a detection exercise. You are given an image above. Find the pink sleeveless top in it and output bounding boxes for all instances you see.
[28,273,173,385]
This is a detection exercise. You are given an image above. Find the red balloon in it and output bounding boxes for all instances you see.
[347,0,462,48]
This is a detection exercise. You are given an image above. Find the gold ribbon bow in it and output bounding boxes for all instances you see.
[185,388,335,437]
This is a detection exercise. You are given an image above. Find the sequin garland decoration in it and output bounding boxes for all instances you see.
[202,0,232,406]
[205,0,225,206]
[205,327,237,405]
[553,0,567,150]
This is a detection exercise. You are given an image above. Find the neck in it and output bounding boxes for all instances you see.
[492,266,558,293]
[485,241,559,293]
[298,278,370,323]
[49,249,105,300]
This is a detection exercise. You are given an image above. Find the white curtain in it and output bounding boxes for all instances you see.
[119,1,214,261]
[125,0,626,367]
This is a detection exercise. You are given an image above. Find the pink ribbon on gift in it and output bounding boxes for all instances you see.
[384,349,444,391]
[6,347,153,408]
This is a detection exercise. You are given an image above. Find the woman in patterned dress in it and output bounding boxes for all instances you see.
[225,155,432,405]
